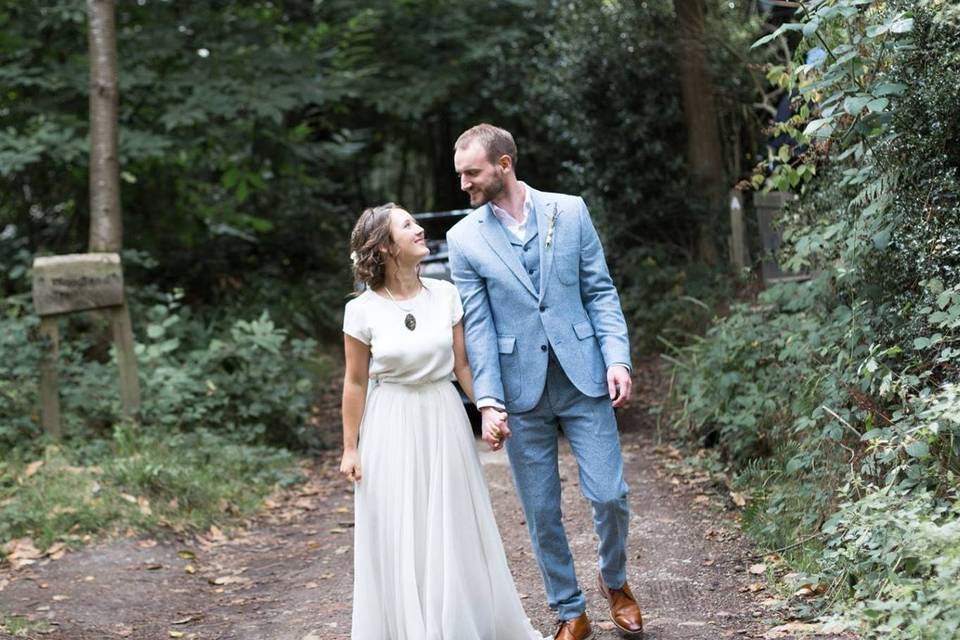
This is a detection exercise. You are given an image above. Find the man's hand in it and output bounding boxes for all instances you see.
[607,365,632,408]
[480,407,510,451]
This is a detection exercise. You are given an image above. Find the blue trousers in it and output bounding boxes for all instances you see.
[505,351,630,621]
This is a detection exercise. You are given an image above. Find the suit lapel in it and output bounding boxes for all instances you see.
[532,188,558,301]
[477,205,538,298]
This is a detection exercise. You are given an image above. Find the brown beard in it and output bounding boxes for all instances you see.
[472,173,505,206]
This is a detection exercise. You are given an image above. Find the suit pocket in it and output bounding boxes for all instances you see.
[572,322,605,383]
[573,321,595,340]
[554,246,579,285]
[497,335,521,401]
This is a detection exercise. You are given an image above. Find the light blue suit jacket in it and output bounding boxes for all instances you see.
[447,185,631,413]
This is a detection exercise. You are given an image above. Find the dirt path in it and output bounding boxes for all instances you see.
[1,362,837,640]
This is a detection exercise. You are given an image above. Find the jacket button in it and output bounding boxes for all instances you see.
[539,304,546,312]
[540,345,548,352]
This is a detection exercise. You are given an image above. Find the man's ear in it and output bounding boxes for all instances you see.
[497,154,513,174]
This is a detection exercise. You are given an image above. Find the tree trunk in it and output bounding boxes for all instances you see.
[87,0,122,252]
[87,0,141,415]
[674,0,725,265]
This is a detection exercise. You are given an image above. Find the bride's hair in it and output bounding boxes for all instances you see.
[350,202,421,292]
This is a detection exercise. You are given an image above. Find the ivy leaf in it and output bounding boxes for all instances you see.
[890,16,914,34]
[904,441,929,459]
[844,95,872,116]
[803,118,832,136]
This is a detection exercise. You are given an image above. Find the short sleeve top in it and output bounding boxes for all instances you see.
[342,278,464,385]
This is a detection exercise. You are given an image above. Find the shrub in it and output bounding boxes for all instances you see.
[673,1,960,636]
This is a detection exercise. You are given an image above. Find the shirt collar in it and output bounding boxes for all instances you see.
[490,182,533,228]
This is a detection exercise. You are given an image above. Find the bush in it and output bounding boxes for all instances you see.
[672,1,960,636]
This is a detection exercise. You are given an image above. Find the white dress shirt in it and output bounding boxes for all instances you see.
[489,182,533,242]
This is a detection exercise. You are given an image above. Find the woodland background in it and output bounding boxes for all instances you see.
[2,1,959,637]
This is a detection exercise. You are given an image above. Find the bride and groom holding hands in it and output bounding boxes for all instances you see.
[339,124,644,639]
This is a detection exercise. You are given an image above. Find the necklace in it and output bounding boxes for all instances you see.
[383,284,420,331]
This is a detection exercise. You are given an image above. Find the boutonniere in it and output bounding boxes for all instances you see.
[544,203,560,248]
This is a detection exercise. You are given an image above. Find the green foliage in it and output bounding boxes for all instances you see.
[674,0,960,636]
[134,292,325,448]
[0,283,329,455]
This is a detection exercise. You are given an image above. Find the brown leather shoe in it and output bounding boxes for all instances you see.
[598,573,644,635]
[553,612,593,640]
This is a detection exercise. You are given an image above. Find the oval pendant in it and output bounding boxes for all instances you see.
[404,313,417,331]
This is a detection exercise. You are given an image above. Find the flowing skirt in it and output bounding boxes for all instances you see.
[351,379,547,640]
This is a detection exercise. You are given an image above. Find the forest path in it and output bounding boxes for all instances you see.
[1,360,841,640]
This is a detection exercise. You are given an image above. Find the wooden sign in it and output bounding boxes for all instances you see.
[31,252,140,437]
[32,253,124,316]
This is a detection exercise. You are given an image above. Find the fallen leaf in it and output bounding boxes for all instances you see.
[184,564,196,574]
[177,550,195,560]
[168,632,185,638]
[748,582,766,593]
[137,496,152,516]
[334,545,350,555]
[171,616,196,625]
[730,491,747,507]
[46,542,67,560]
[763,622,821,638]
[4,537,43,570]
[748,563,767,575]
[209,576,251,586]
[25,460,44,477]
[52,594,70,601]
[136,539,158,549]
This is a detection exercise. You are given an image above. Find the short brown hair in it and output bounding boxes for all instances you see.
[454,123,517,168]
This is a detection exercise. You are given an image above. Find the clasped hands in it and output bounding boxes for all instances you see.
[480,407,510,451]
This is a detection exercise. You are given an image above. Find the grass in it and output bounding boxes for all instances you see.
[0,613,52,637]
[0,421,303,553]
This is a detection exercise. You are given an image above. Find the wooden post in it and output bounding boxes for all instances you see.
[38,317,62,438]
[729,190,750,269]
[110,301,140,414]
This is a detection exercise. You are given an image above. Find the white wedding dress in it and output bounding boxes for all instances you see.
[343,278,547,640]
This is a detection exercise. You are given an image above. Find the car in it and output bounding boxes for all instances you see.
[413,208,471,282]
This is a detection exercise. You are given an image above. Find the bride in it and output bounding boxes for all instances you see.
[339,202,548,640]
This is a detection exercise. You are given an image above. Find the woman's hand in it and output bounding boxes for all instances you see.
[340,449,362,482]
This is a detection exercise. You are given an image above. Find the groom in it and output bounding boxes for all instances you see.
[447,124,643,640]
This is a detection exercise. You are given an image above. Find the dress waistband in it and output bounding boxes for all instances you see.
[371,377,453,389]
